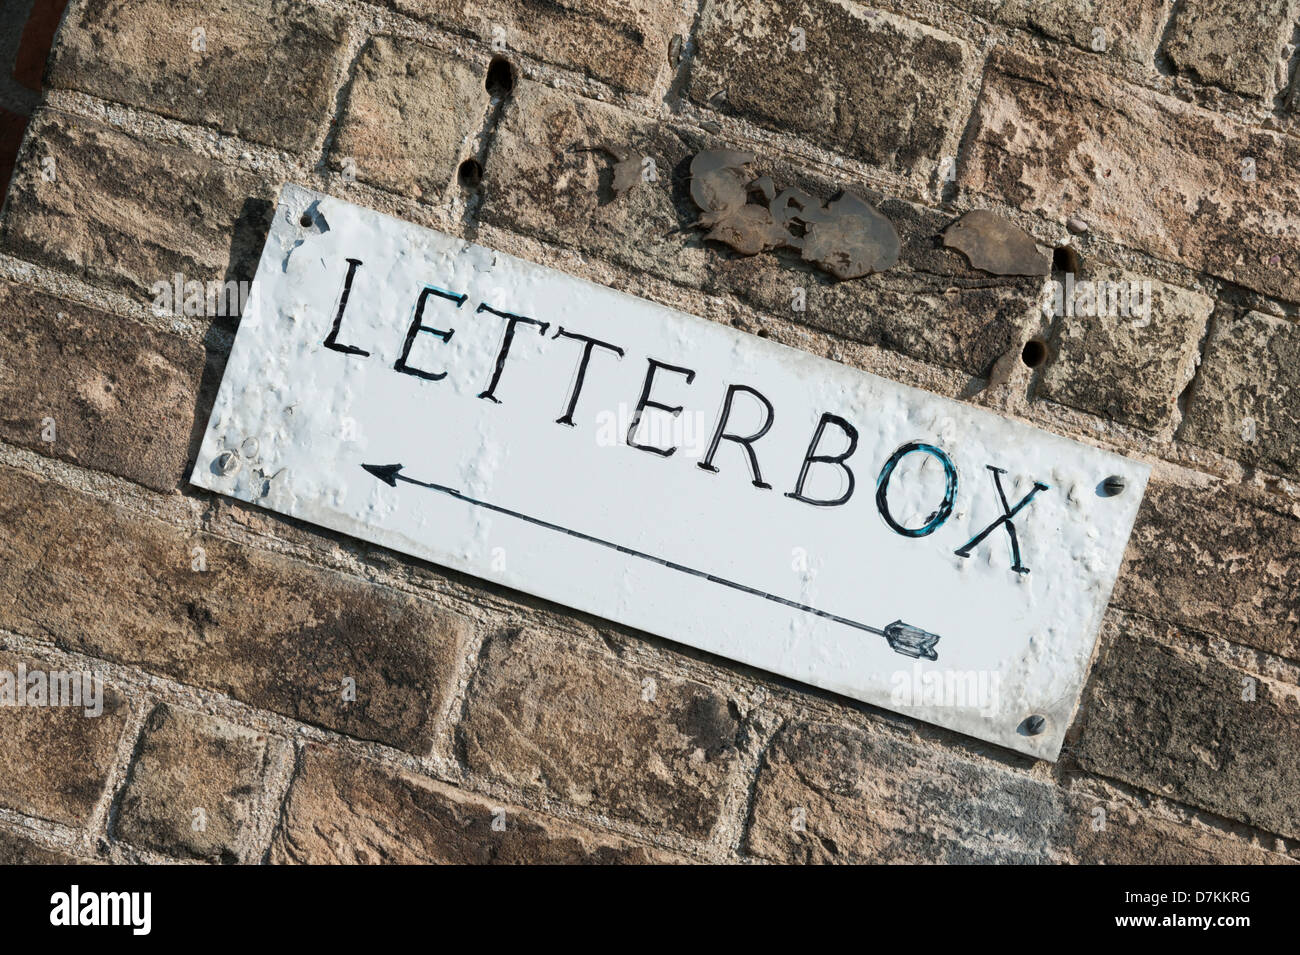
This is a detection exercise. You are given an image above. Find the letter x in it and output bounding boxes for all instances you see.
[954,466,1049,574]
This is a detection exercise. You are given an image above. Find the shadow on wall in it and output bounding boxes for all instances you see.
[0,0,67,196]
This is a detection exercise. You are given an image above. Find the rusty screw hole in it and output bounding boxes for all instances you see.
[458,158,483,189]
[1021,339,1048,368]
[486,56,514,96]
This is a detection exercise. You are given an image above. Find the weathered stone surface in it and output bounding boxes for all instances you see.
[0,282,216,492]
[954,0,1169,65]
[1068,802,1292,864]
[1112,480,1300,661]
[1077,615,1300,841]
[689,0,975,178]
[1162,0,1297,98]
[783,269,1038,377]
[483,82,1041,376]
[115,704,274,863]
[0,110,274,302]
[458,628,741,839]
[49,0,350,152]
[746,720,1064,863]
[0,106,25,195]
[733,191,1043,379]
[271,745,683,863]
[962,49,1300,303]
[481,82,701,280]
[381,0,671,95]
[333,36,490,201]
[745,718,1283,863]
[0,466,469,755]
[0,828,98,865]
[1181,310,1300,475]
[1038,269,1212,430]
[0,649,129,827]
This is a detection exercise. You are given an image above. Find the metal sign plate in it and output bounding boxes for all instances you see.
[193,184,1150,759]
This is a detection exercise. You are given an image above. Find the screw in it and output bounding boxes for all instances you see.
[1101,475,1126,496]
[216,450,240,476]
[1024,714,1046,735]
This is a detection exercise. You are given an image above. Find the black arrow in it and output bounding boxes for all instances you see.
[362,462,940,660]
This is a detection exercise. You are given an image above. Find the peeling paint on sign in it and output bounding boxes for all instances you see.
[193,185,1151,760]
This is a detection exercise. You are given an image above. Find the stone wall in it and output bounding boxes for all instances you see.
[0,0,1296,864]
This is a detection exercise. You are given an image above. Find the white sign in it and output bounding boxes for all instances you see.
[193,185,1150,759]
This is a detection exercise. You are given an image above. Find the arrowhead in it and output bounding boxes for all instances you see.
[362,463,404,487]
[883,620,941,661]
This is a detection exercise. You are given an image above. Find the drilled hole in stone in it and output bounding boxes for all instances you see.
[1021,339,1048,368]
[1053,245,1081,274]
[458,158,483,189]
[299,212,313,227]
[486,57,514,96]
